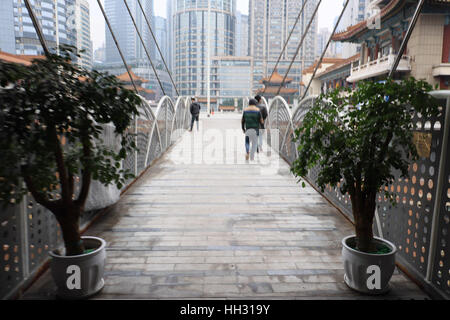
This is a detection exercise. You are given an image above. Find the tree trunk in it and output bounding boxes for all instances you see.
[55,206,85,256]
[352,192,377,253]
[355,216,375,252]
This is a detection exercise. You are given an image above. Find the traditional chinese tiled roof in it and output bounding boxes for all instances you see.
[116,69,149,83]
[302,58,345,75]
[316,53,360,78]
[197,97,218,103]
[123,84,155,94]
[259,70,293,84]
[332,0,405,42]
[0,51,45,66]
[256,87,298,94]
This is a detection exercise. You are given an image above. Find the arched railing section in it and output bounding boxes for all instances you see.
[265,92,450,299]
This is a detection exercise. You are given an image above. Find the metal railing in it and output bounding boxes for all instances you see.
[0,95,191,300]
[265,92,450,299]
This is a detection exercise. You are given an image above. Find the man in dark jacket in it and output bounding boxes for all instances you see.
[242,99,264,161]
[255,95,268,152]
[189,97,201,132]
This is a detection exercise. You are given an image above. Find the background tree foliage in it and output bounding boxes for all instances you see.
[0,47,141,255]
[291,78,439,252]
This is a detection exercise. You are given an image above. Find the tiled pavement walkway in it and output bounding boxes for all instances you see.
[23,114,428,299]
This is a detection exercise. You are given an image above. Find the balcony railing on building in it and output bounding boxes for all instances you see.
[348,52,411,83]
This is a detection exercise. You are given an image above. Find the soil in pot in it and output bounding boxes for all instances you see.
[346,237,392,254]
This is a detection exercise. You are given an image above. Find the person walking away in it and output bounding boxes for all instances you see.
[255,95,268,152]
[242,99,263,161]
[189,97,201,132]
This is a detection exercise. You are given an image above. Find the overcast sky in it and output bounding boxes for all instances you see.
[89,0,345,50]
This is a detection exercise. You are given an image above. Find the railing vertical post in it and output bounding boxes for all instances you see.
[425,92,450,282]
[135,116,138,176]
[166,100,169,148]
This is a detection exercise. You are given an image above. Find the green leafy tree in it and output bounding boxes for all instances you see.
[291,78,439,252]
[0,47,141,256]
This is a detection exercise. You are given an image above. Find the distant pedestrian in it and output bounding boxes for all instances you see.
[242,99,264,161]
[189,97,201,132]
[255,95,268,152]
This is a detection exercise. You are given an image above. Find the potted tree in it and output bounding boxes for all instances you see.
[291,78,439,294]
[0,47,141,299]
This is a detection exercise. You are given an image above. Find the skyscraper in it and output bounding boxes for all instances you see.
[0,0,92,69]
[236,11,249,57]
[166,0,173,71]
[173,0,236,97]
[154,16,168,65]
[0,1,15,54]
[102,0,173,99]
[75,0,93,69]
[1,0,77,56]
[249,0,319,94]
[104,0,154,65]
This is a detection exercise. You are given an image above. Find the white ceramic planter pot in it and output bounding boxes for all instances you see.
[342,235,397,295]
[49,236,106,299]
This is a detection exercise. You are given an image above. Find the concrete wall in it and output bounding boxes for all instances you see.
[409,14,444,87]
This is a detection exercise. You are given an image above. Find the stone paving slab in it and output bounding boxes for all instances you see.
[21,114,429,300]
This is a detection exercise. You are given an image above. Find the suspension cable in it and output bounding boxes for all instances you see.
[301,0,350,100]
[261,0,309,96]
[96,0,139,93]
[136,0,179,96]
[276,0,322,96]
[23,0,50,56]
[123,0,166,96]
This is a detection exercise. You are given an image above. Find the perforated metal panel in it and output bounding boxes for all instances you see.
[27,198,62,272]
[0,205,23,298]
[430,98,450,296]
[376,106,445,275]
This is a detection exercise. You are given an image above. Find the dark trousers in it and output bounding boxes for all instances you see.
[190,114,199,131]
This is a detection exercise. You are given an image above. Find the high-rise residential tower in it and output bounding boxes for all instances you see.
[249,0,319,94]
[173,0,236,97]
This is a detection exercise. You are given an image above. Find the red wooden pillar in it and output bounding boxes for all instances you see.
[442,23,450,63]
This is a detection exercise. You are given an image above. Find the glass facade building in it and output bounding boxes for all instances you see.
[211,56,252,105]
[7,0,77,56]
[104,0,155,65]
[75,0,92,69]
[103,0,173,98]
[173,0,236,97]
[0,0,16,54]
[0,0,92,69]
[235,11,249,57]
[249,0,318,94]
[154,16,168,65]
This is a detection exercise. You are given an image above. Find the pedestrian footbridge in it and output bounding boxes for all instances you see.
[8,92,447,300]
